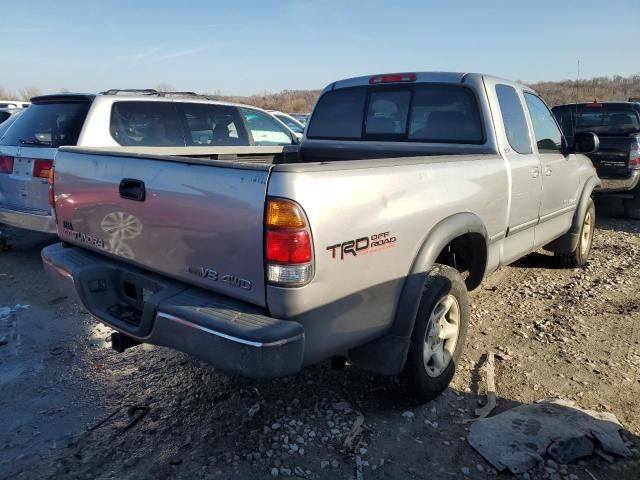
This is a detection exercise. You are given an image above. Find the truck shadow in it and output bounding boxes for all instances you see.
[18,350,638,480]
[0,224,58,254]
[595,217,640,235]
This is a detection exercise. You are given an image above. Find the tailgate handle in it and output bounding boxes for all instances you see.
[119,178,146,202]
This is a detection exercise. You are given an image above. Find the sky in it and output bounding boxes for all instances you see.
[1,0,639,96]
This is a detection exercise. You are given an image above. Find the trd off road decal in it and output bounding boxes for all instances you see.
[326,231,397,260]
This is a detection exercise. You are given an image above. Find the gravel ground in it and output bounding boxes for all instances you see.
[0,215,638,480]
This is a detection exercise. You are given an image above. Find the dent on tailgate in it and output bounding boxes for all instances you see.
[54,149,271,307]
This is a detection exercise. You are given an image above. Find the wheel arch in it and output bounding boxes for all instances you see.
[347,212,488,375]
[544,175,601,254]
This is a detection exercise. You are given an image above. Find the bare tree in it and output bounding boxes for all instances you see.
[19,86,41,101]
[155,83,176,93]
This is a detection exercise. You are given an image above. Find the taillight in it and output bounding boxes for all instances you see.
[265,198,313,286]
[369,73,417,84]
[33,159,53,179]
[631,142,640,170]
[266,230,312,263]
[0,155,14,174]
[48,165,55,209]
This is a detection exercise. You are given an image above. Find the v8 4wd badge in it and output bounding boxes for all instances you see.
[188,266,252,290]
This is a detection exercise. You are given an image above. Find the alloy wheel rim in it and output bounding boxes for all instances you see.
[580,210,593,256]
[423,294,460,377]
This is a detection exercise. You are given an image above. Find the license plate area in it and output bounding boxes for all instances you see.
[11,157,34,178]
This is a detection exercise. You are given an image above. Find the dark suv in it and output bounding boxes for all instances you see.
[552,101,640,218]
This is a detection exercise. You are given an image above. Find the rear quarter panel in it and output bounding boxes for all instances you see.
[267,156,508,363]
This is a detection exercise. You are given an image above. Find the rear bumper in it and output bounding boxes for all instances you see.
[0,205,56,233]
[595,171,640,193]
[41,243,305,378]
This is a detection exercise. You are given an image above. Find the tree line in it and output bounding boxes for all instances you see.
[2,74,639,112]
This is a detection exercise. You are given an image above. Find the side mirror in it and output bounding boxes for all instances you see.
[573,131,599,154]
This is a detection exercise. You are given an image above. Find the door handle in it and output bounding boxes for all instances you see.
[531,167,540,178]
[545,167,552,176]
[119,178,146,201]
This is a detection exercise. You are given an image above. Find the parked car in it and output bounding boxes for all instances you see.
[267,110,305,138]
[0,90,298,234]
[290,113,310,125]
[42,72,599,401]
[552,101,640,218]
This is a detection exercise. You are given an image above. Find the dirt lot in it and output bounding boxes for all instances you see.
[0,215,639,480]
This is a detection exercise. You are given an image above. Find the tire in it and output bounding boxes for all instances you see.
[555,198,595,268]
[404,264,469,403]
[624,188,640,220]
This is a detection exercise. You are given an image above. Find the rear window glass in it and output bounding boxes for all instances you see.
[307,87,367,139]
[366,90,411,135]
[408,86,482,142]
[0,102,90,147]
[110,101,185,146]
[553,104,640,136]
[177,103,249,146]
[307,84,483,143]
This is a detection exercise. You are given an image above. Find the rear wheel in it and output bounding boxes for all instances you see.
[404,265,469,403]
[555,199,595,268]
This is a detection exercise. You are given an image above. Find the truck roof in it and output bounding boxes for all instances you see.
[324,72,534,95]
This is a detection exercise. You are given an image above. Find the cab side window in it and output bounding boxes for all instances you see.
[495,85,531,154]
[524,93,563,153]
[240,109,293,146]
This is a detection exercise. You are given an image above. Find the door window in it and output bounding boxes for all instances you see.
[495,85,531,154]
[110,101,185,146]
[240,109,293,146]
[524,93,563,153]
[178,103,249,146]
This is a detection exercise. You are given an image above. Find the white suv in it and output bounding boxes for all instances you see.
[0,90,298,234]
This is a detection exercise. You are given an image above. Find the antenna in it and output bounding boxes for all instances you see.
[573,59,580,141]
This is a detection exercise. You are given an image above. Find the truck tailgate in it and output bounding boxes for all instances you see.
[588,135,634,178]
[53,148,271,306]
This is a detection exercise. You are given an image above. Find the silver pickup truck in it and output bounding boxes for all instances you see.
[42,72,600,401]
